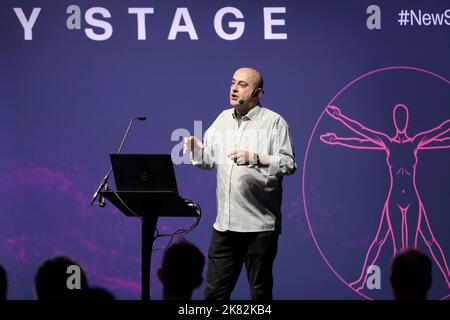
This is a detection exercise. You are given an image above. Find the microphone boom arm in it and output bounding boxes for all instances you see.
[90,116,146,207]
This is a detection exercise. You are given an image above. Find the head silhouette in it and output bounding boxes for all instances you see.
[0,264,7,300]
[393,104,409,134]
[390,248,432,300]
[157,239,205,300]
[35,255,89,300]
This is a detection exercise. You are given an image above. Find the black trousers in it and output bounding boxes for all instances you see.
[204,228,279,300]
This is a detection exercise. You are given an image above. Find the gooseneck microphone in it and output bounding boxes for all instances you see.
[116,116,146,154]
[90,116,146,207]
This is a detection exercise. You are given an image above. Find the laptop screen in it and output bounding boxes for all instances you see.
[110,154,178,194]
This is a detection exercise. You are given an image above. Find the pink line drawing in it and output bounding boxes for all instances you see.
[320,104,450,292]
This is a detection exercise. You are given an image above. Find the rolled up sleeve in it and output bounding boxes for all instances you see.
[266,117,296,176]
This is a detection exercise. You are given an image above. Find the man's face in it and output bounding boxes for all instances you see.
[229,68,259,107]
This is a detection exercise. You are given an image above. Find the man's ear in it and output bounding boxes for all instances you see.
[256,88,264,98]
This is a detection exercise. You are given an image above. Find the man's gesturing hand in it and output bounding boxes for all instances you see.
[183,136,204,155]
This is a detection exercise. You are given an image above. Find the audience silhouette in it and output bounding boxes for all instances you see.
[157,239,205,300]
[34,255,89,300]
[390,248,432,300]
[0,246,439,300]
[0,264,7,300]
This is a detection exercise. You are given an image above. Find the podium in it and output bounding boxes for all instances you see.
[100,190,199,300]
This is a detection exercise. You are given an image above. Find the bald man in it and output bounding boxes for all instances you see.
[184,67,296,300]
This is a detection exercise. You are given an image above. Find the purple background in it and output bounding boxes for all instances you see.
[0,0,449,299]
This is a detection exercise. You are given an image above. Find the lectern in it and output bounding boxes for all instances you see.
[100,154,199,300]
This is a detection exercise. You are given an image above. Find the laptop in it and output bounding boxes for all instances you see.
[110,154,178,194]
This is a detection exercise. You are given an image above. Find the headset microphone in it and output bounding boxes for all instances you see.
[238,88,259,105]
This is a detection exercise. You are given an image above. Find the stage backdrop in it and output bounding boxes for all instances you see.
[1,0,449,300]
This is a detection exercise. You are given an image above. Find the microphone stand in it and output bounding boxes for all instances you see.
[90,116,146,206]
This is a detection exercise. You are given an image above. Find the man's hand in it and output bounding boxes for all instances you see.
[183,136,204,155]
[228,150,253,165]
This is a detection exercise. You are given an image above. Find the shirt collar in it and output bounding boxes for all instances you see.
[232,105,261,121]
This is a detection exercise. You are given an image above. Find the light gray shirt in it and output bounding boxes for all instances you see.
[191,105,296,233]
